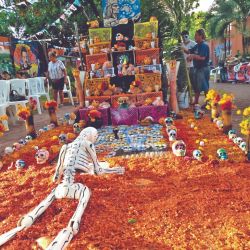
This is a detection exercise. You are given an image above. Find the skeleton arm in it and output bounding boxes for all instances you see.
[53,144,68,182]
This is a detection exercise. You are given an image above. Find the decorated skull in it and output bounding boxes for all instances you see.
[25,135,33,142]
[193,149,202,161]
[228,129,237,140]
[239,141,247,153]
[194,110,205,119]
[12,142,22,151]
[18,139,27,146]
[35,149,49,164]
[38,129,45,136]
[47,123,56,130]
[216,120,223,130]
[217,148,228,160]
[165,117,174,127]
[15,159,26,169]
[233,137,243,146]
[172,140,186,157]
[4,147,14,155]
[73,123,81,134]
[58,133,67,144]
[168,129,177,142]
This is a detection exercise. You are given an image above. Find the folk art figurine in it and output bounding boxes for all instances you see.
[0,127,125,249]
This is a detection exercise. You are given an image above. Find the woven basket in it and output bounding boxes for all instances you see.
[136,91,163,103]
[86,53,108,71]
[135,48,160,65]
[111,94,137,108]
[134,38,159,49]
[135,73,162,89]
[85,77,110,96]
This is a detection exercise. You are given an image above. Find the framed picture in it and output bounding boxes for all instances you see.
[111,50,135,70]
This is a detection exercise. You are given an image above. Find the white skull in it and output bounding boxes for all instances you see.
[12,142,22,151]
[165,117,174,126]
[216,120,223,130]
[59,133,67,144]
[168,129,177,142]
[25,135,33,142]
[228,129,236,140]
[193,149,202,161]
[234,137,243,146]
[15,159,26,169]
[38,129,45,136]
[239,141,247,152]
[73,123,81,134]
[18,139,27,146]
[172,140,186,157]
[4,147,14,155]
[35,149,49,164]
[47,123,56,130]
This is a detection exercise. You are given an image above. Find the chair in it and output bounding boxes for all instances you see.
[9,79,29,123]
[35,77,50,101]
[0,80,11,130]
[60,76,74,106]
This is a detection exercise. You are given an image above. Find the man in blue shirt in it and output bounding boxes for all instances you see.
[183,29,210,105]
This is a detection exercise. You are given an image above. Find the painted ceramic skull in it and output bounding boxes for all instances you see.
[233,137,243,146]
[168,129,177,142]
[18,139,27,146]
[217,148,228,160]
[12,142,22,151]
[172,140,186,157]
[35,149,49,164]
[15,159,26,169]
[165,117,174,127]
[25,135,33,142]
[47,123,55,130]
[4,147,14,155]
[194,110,204,119]
[38,129,45,136]
[73,123,81,134]
[58,133,67,144]
[193,149,202,161]
[228,129,237,140]
[239,141,247,153]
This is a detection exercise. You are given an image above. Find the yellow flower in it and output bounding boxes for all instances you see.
[0,114,8,121]
[206,105,211,110]
[236,110,241,115]
[243,107,250,117]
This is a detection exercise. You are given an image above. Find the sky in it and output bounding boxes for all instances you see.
[195,0,214,12]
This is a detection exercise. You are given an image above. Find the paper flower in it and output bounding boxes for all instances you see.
[16,105,31,120]
[240,107,250,136]
[218,93,236,111]
[44,101,58,109]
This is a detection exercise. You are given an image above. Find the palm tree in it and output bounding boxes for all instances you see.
[208,0,250,56]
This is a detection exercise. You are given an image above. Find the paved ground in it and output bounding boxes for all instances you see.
[0,82,249,155]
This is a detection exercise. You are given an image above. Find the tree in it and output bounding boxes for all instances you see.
[207,0,250,56]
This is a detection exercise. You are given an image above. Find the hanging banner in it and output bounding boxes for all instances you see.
[102,0,141,27]
[0,36,15,75]
[11,39,40,77]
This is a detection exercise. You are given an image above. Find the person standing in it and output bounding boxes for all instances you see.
[183,29,210,105]
[181,30,196,101]
[47,51,68,106]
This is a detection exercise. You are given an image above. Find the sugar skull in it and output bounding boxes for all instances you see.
[35,149,49,164]
[25,135,33,142]
[216,120,223,130]
[194,110,204,119]
[165,117,174,127]
[193,149,202,161]
[4,147,13,155]
[12,142,22,151]
[73,123,81,134]
[228,129,237,140]
[217,148,228,160]
[38,129,45,136]
[172,140,186,157]
[43,126,49,131]
[15,159,26,169]
[47,123,55,130]
[59,133,67,144]
[233,137,243,146]
[168,129,177,142]
[64,113,70,121]
[18,139,27,146]
[239,141,247,153]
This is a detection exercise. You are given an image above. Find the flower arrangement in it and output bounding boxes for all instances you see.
[0,123,5,136]
[0,114,8,135]
[240,107,250,160]
[205,89,221,121]
[87,109,102,128]
[16,105,31,120]
[44,101,58,110]
[44,101,58,126]
[218,93,236,111]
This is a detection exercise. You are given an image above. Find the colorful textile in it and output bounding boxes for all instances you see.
[118,0,141,20]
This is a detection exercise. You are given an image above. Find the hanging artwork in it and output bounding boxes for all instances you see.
[11,39,40,77]
[89,28,112,43]
[0,36,14,75]
[102,0,141,27]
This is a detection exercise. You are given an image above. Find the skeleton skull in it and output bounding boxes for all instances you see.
[217,148,228,160]
[172,140,186,157]
[233,137,243,146]
[228,129,237,140]
[165,117,174,127]
[168,129,177,142]
[15,159,26,169]
[18,139,27,146]
[25,135,33,142]
[59,134,68,144]
[193,149,202,161]
[35,149,50,164]
[73,123,81,134]
[239,141,247,153]
[4,147,14,155]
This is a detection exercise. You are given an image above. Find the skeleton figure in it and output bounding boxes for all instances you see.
[0,127,124,249]
[172,140,186,157]
[193,149,202,161]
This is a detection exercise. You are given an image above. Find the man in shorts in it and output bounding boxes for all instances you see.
[47,51,68,106]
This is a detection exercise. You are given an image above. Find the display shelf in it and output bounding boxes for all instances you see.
[85,77,110,96]
[135,48,160,65]
[86,53,108,71]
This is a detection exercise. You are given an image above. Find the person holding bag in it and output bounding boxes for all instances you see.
[46,51,68,106]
